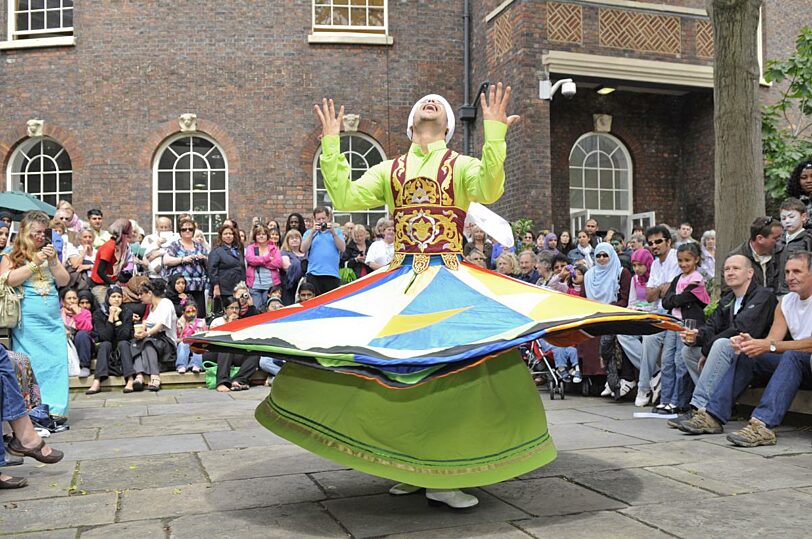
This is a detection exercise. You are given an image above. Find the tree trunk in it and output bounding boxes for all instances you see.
[708,0,764,284]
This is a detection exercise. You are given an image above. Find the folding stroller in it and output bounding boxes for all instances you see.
[523,339,565,400]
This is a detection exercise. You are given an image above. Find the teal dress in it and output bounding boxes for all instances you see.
[12,263,69,416]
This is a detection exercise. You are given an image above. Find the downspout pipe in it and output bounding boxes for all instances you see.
[463,0,471,154]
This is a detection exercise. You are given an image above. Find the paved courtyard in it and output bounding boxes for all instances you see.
[2,387,811,538]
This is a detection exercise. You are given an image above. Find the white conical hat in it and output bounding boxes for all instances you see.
[406,94,455,143]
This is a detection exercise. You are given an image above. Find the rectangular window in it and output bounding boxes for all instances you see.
[2,0,75,49]
[309,0,392,45]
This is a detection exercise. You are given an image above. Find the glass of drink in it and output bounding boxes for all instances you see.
[683,319,697,344]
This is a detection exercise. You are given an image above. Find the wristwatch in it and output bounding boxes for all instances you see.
[769,341,777,353]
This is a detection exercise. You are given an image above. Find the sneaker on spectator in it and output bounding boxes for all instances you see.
[634,389,652,407]
[78,367,90,378]
[177,366,187,374]
[619,379,637,397]
[667,410,694,429]
[557,367,571,382]
[726,417,776,447]
[652,403,669,415]
[678,409,723,435]
[572,368,582,384]
[650,371,661,403]
[600,382,612,397]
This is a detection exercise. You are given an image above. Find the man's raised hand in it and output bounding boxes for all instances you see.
[314,98,345,137]
[480,82,520,127]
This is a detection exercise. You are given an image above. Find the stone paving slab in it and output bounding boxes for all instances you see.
[167,503,347,538]
[622,489,812,537]
[76,452,208,492]
[198,445,345,482]
[322,490,526,538]
[570,468,717,506]
[144,400,258,419]
[775,454,812,469]
[7,528,78,539]
[0,460,76,501]
[629,439,748,464]
[54,433,208,461]
[310,469,396,499]
[68,405,148,424]
[701,428,812,457]
[582,417,721,443]
[547,423,649,451]
[386,522,530,538]
[228,388,269,401]
[118,474,323,521]
[168,388,237,403]
[98,418,232,439]
[103,394,179,406]
[0,492,117,534]
[518,446,682,480]
[202,426,290,450]
[515,510,669,538]
[227,416,268,430]
[69,397,106,408]
[483,477,626,517]
[47,427,99,443]
[79,520,168,538]
[543,409,609,424]
[568,403,643,421]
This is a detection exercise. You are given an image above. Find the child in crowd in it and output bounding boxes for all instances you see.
[657,243,709,414]
[166,273,190,317]
[297,282,317,303]
[537,339,582,384]
[176,301,207,374]
[60,288,95,378]
[775,197,812,295]
[628,248,656,311]
[565,265,586,296]
[259,297,286,385]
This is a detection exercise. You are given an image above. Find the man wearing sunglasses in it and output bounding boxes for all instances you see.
[725,216,782,294]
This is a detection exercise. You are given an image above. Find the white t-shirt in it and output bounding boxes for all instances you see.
[781,293,812,340]
[141,232,180,276]
[647,249,681,312]
[365,239,395,268]
[146,297,178,345]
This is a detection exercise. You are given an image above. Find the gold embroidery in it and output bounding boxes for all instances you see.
[412,254,431,274]
[441,253,460,271]
[29,261,51,296]
[388,252,406,271]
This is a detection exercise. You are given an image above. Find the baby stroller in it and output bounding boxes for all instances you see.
[523,339,566,400]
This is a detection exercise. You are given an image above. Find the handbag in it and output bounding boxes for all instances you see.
[203,360,239,390]
[0,271,22,329]
[67,340,81,376]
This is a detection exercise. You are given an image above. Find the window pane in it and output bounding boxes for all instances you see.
[368,7,384,26]
[333,7,349,25]
[192,192,207,211]
[171,138,192,154]
[17,12,29,31]
[28,174,41,193]
[315,6,330,25]
[158,193,173,212]
[31,0,44,9]
[211,170,226,190]
[46,9,60,29]
[211,192,226,211]
[192,171,208,190]
[569,168,582,188]
[616,170,629,190]
[56,149,71,170]
[43,194,57,206]
[598,153,612,169]
[616,192,629,211]
[63,8,72,27]
[584,153,598,168]
[569,145,585,166]
[30,10,45,30]
[599,170,613,190]
[570,189,583,209]
[370,0,384,6]
[350,8,366,26]
[42,157,56,172]
[613,149,628,170]
[158,149,176,169]
[351,152,367,169]
[175,171,191,191]
[600,191,614,210]
[193,137,213,151]
[43,173,56,192]
[192,155,207,170]
[42,139,61,157]
[28,157,42,173]
[176,155,191,170]
[158,172,172,191]
[584,169,598,189]
[58,173,71,192]
[175,193,190,212]
[585,190,599,209]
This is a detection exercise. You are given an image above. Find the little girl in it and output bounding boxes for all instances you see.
[566,265,586,296]
[176,301,207,374]
[657,243,709,414]
[629,248,656,311]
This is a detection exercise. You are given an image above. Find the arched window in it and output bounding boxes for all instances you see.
[569,133,633,234]
[313,133,387,228]
[7,138,73,206]
[153,134,228,243]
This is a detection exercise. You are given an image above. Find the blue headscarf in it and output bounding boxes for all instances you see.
[584,242,622,304]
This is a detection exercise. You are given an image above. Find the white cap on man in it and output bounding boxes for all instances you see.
[406,94,455,143]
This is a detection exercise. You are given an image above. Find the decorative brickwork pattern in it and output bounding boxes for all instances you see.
[695,19,714,58]
[491,12,513,61]
[547,2,582,44]
[599,9,681,55]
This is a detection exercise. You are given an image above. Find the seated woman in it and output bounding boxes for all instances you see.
[165,273,190,317]
[233,281,260,319]
[206,296,259,392]
[1,345,64,488]
[86,286,135,395]
[495,251,521,278]
[280,229,307,306]
[130,279,178,392]
[176,300,207,374]
[60,288,94,379]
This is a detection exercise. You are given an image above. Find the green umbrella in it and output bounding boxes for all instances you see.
[0,191,57,219]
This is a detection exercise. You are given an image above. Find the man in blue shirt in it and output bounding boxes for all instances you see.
[301,206,346,296]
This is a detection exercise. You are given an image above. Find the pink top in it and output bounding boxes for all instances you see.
[178,318,208,339]
[245,242,283,287]
[63,308,93,331]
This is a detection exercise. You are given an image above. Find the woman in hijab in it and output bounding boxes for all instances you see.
[540,232,560,257]
[629,247,655,310]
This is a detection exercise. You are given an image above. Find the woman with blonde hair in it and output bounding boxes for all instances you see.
[57,199,84,233]
[495,251,521,278]
[0,211,71,418]
[280,228,308,305]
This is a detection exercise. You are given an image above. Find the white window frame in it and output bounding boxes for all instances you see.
[1,0,76,51]
[152,134,229,244]
[313,132,388,229]
[308,0,393,45]
[6,136,73,206]
[568,132,634,235]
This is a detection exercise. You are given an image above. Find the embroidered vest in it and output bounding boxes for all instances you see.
[389,149,465,273]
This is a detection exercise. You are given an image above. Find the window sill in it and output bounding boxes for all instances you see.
[308,33,393,46]
[0,36,76,51]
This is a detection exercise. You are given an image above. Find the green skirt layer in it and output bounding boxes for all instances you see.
[255,350,556,488]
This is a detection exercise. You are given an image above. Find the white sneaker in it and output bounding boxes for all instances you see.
[619,379,637,397]
[389,483,422,496]
[650,371,662,403]
[572,369,582,384]
[426,488,479,509]
[600,382,612,397]
[635,389,652,407]
[78,367,91,378]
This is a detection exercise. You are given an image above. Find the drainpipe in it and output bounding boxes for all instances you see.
[462,0,471,154]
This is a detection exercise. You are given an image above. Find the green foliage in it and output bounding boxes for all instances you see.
[762,27,812,200]
[511,218,534,248]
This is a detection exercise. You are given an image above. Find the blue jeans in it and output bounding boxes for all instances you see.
[752,351,812,428]
[74,330,94,368]
[617,334,642,370]
[662,333,693,408]
[176,343,203,370]
[259,357,285,376]
[250,289,269,311]
[1,346,28,466]
[687,338,737,410]
[707,352,783,424]
[537,340,579,370]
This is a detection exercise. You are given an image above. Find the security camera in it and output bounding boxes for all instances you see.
[561,80,577,99]
[538,78,576,100]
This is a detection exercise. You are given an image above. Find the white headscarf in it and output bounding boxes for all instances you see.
[406,94,455,143]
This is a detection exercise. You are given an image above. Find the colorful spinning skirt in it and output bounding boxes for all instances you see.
[189,258,678,487]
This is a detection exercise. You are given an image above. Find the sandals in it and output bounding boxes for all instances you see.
[7,437,64,464]
[85,384,102,395]
[230,382,249,392]
[0,476,28,489]
[148,377,161,392]
[132,377,144,392]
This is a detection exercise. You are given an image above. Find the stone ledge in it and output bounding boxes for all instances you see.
[738,388,812,416]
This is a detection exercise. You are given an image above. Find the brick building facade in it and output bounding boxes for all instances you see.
[0,1,809,238]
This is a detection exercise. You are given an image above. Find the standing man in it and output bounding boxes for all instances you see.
[87,209,111,248]
[674,222,697,247]
[301,206,345,295]
[585,218,601,247]
[725,216,782,293]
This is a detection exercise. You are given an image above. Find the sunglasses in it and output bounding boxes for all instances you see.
[647,238,666,246]
[180,227,195,232]
[595,253,610,259]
